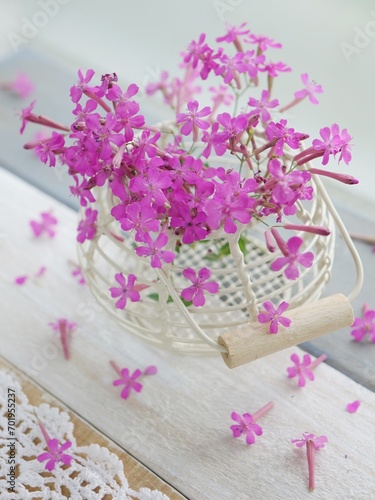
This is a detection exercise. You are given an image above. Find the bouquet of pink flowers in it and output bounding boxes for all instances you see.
[20,22,357,316]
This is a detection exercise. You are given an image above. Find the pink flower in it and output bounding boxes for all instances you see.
[113,367,143,399]
[49,318,77,360]
[110,361,158,399]
[248,90,279,122]
[37,420,72,471]
[246,34,282,52]
[176,100,211,142]
[71,264,85,285]
[1,72,34,98]
[312,124,342,165]
[292,433,328,491]
[77,208,98,243]
[109,273,141,309]
[135,233,175,268]
[230,402,273,445]
[70,68,96,103]
[35,131,65,167]
[271,236,314,280]
[30,211,58,238]
[216,22,250,44]
[181,267,219,307]
[37,439,73,471]
[266,119,307,156]
[230,412,263,445]
[287,353,327,387]
[346,400,361,413]
[351,304,375,342]
[294,73,323,105]
[258,300,291,334]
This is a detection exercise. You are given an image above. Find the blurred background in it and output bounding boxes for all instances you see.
[0,0,375,209]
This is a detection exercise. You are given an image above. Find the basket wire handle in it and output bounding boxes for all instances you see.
[218,176,364,368]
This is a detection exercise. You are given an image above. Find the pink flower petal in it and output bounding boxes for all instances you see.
[346,400,360,413]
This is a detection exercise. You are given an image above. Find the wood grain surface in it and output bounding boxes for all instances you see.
[1,166,375,499]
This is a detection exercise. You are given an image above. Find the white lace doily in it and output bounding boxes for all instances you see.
[0,370,171,500]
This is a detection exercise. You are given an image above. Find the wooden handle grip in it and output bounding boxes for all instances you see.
[218,293,354,369]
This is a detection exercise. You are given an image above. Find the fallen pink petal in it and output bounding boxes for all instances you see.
[30,211,58,238]
[36,419,73,471]
[14,275,28,285]
[49,319,77,360]
[292,432,328,491]
[230,402,273,445]
[346,400,361,413]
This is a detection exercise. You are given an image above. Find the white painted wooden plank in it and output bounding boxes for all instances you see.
[1,167,374,500]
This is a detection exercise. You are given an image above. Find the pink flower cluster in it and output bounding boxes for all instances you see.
[20,22,357,310]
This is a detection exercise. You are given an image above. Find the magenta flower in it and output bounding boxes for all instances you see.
[77,208,98,243]
[246,34,282,52]
[312,124,342,165]
[37,420,72,471]
[351,304,375,342]
[181,267,219,307]
[71,264,85,285]
[271,236,314,280]
[248,90,279,123]
[266,119,306,156]
[176,100,211,142]
[216,22,250,44]
[257,300,291,334]
[292,433,328,491]
[230,412,263,445]
[70,175,96,207]
[287,353,327,387]
[37,438,73,471]
[110,361,157,399]
[49,318,77,360]
[35,131,65,167]
[109,273,141,309]
[70,68,96,103]
[135,232,175,268]
[230,402,273,445]
[30,211,58,238]
[1,72,34,98]
[119,202,159,240]
[294,73,323,105]
[346,400,361,413]
[113,367,143,399]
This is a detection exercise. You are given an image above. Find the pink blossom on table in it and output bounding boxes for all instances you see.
[112,367,143,399]
[110,361,157,399]
[69,175,96,207]
[135,232,175,268]
[77,207,98,243]
[350,304,375,342]
[176,100,211,142]
[1,72,34,98]
[230,402,273,445]
[294,73,323,105]
[15,275,28,285]
[37,420,72,471]
[71,264,85,285]
[30,211,58,238]
[292,432,328,449]
[109,273,142,309]
[230,412,263,445]
[271,236,314,280]
[291,432,328,491]
[265,119,307,156]
[346,400,361,413]
[14,266,47,286]
[49,318,77,360]
[248,90,279,123]
[246,34,282,52]
[287,353,327,387]
[257,300,291,334]
[181,267,219,307]
[37,438,73,471]
[35,131,65,167]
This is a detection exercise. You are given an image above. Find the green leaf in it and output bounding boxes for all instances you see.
[148,293,174,303]
[238,234,249,256]
[180,297,193,307]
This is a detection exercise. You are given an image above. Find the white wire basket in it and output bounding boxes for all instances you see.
[77,144,363,365]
